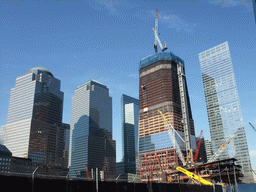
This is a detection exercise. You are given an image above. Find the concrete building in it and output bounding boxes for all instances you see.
[0,67,68,175]
[69,79,116,178]
[199,42,253,183]
[138,52,196,181]
[204,139,213,162]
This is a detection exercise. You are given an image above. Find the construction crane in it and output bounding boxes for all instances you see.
[152,28,167,52]
[84,163,90,181]
[194,130,203,163]
[158,110,186,166]
[154,9,158,53]
[172,165,214,186]
[249,122,256,133]
[208,135,237,163]
[153,9,167,52]
[177,63,191,159]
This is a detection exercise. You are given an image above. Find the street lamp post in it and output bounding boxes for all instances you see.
[32,166,40,192]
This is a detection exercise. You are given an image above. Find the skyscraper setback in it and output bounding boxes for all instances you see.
[199,42,253,183]
[69,79,116,178]
[0,67,68,174]
[138,52,196,181]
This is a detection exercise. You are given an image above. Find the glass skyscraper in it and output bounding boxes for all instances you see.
[69,79,116,178]
[121,94,139,175]
[0,67,68,173]
[199,42,253,183]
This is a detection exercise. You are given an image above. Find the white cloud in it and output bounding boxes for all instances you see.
[208,0,252,7]
[249,150,256,157]
[96,0,119,12]
[159,13,196,33]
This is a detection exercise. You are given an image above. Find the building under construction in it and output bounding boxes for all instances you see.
[138,9,246,186]
[138,51,197,182]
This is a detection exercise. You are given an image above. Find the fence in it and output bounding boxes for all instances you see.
[0,174,223,192]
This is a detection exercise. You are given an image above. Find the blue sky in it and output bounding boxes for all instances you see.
[0,0,255,173]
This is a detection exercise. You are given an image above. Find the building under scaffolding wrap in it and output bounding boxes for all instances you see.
[138,52,196,182]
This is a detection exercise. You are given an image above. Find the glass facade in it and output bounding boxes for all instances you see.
[139,130,196,153]
[69,79,116,177]
[0,67,68,171]
[121,94,139,174]
[199,42,253,183]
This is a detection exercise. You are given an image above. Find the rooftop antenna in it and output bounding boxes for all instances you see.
[154,9,158,53]
[153,9,167,52]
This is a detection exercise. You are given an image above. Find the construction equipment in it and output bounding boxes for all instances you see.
[251,168,256,176]
[172,165,214,186]
[194,130,203,163]
[154,9,158,53]
[152,28,167,52]
[185,149,194,167]
[141,85,148,112]
[84,163,90,181]
[158,110,186,166]
[177,63,191,159]
[208,135,237,163]
[249,122,256,133]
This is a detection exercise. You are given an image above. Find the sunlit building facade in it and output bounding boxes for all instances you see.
[199,42,253,183]
[69,79,116,178]
[0,67,68,174]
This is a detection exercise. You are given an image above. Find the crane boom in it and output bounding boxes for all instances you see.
[173,165,214,186]
[152,28,167,52]
[208,135,237,163]
[158,110,186,166]
[249,122,256,133]
[84,163,90,181]
[194,130,203,163]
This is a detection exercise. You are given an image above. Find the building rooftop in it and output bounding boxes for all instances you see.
[26,66,53,77]
[76,79,107,90]
[0,144,12,156]
[139,52,184,70]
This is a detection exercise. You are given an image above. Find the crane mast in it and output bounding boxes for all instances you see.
[154,9,158,53]
[177,63,191,159]
[153,9,167,52]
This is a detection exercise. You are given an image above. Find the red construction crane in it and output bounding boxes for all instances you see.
[84,163,90,181]
[194,130,203,163]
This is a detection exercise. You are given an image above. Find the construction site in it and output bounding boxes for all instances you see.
[137,9,253,188]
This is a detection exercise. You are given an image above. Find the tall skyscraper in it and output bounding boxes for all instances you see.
[199,42,253,183]
[69,79,116,178]
[121,94,139,175]
[139,52,196,181]
[0,67,67,174]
